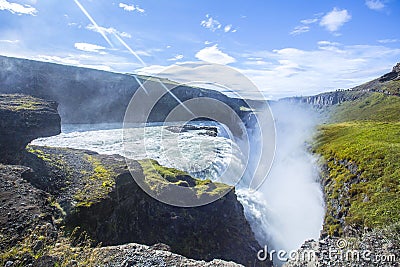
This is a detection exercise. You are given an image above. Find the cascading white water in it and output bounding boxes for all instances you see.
[32,105,324,265]
[236,102,325,266]
[32,121,243,184]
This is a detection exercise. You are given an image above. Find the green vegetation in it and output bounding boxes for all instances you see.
[0,94,45,111]
[74,155,115,207]
[0,225,96,267]
[381,79,400,96]
[139,159,232,198]
[314,92,400,236]
[26,146,53,162]
[332,93,400,123]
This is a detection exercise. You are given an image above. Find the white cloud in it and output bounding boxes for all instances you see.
[290,25,310,35]
[378,39,399,44]
[320,8,351,32]
[290,15,320,35]
[168,54,184,61]
[238,44,400,99]
[118,2,145,13]
[86,24,131,38]
[365,0,385,11]
[74,42,107,54]
[300,18,319,24]
[0,0,37,15]
[204,41,212,45]
[195,45,236,65]
[0,39,19,44]
[135,6,144,13]
[224,24,232,33]
[317,41,344,52]
[317,41,340,46]
[135,43,400,100]
[200,14,221,32]
[119,3,134,11]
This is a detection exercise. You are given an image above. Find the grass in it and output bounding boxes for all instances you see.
[0,94,46,111]
[74,155,115,208]
[331,93,400,123]
[314,92,400,236]
[381,79,400,96]
[0,225,96,267]
[139,159,232,199]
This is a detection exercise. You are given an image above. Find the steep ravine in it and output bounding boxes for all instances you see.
[284,63,400,266]
[0,94,271,267]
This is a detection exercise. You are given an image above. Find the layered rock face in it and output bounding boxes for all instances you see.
[282,90,371,108]
[282,62,400,107]
[0,94,60,164]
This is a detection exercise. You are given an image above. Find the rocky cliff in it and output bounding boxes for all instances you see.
[0,55,249,125]
[282,62,400,108]
[0,94,60,164]
[0,94,270,266]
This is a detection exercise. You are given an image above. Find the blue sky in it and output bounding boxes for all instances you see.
[0,0,399,99]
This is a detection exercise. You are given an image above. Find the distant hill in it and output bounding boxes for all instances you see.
[0,55,250,124]
[303,62,400,266]
[282,62,400,108]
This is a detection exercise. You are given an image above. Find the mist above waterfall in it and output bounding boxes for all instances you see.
[238,101,325,260]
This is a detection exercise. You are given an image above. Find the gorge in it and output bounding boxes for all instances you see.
[1,56,399,267]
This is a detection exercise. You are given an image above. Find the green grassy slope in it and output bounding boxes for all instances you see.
[313,93,400,236]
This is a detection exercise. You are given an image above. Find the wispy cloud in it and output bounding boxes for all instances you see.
[378,39,399,44]
[300,18,319,24]
[73,0,113,47]
[290,15,320,35]
[26,52,142,73]
[290,25,310,35]
[74,42,107,54]
[0,0,37,16]
[0,39,19,44]
[86,24,131,38]
[224,24,232,33]
[200,14,221,32]
[168,54,184,61]
[135,43,400,99]
[195,44,236,65]
[118,2,145,13]
[320,8,351,32]
[238,43,400,99]
[200,14,236,33]
[365,0,385,11]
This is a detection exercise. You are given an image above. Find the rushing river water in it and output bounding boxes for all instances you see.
[32,104,324,265]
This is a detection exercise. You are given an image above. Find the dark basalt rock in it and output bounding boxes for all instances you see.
[392,62,400,73]
[0,94,60,164]
[0,164,59,260]
[165,124,218,137]
[24,146,267,266]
